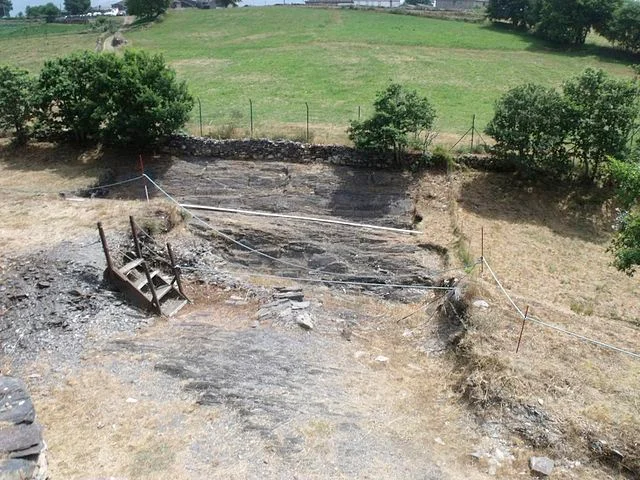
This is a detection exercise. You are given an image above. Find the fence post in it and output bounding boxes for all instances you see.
[249,98,253,138]
[358,105,361,120]
[470,114,475,151]
[197,97,203,137]
[481,226,484,274]
[305,102,309,142]
[515,305,530,354]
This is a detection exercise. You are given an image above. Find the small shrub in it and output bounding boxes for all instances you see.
[348,82,436,163]
[429,145,456,170]
[208,123,242,140]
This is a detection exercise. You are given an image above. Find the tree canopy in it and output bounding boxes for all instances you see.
[64,0,90,15]
[25,2,61,18]
[348,83,436,162]
[603,0,640,52]
[0,0,12,17]
[486,0,625,46]
[0,66,35,145]
[126,0,170,18]
[36,51,193,147]
[485,83,569,174]
[485,68,639,181]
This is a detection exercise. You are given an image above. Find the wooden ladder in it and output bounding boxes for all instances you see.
[97,216,189,317]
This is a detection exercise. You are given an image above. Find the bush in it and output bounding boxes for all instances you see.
[126,0,170,19]
[485,83,570,174]
[36,50,193,147]
[103,50,194,147]
[563,68,639,181]
[37,52,121,144]
[608,158,640,208]
[0,65,35,145]
[610,208,640,276]
[602,0,640,53]
[348,83,436,163]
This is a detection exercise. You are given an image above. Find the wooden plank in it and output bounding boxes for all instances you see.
[119,258,143,275]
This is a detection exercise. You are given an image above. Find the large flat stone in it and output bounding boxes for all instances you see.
[0,423,42,456]
[0,458,36,480]
[0,377,35,425]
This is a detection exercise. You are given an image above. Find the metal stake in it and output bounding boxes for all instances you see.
[197,97,203,137]
[516,305,530,354]
[470,114,475,151]
[249,98,253,138]
[305,102,309,143]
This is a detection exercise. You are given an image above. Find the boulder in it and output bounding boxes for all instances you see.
[530,456,554,476]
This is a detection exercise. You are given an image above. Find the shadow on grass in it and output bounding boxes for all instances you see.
[481,22,639,68]
[458,171,616,243]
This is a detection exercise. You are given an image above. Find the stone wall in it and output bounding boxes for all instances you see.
[0,376,47,480]
[163,135,414,169]
[162,134,512,172]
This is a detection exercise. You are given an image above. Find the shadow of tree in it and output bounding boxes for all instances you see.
[0,141,173,199]
[458,172,616,243]
[480,22,638,68]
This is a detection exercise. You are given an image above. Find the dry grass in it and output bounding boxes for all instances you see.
[450,170,640,478]
[0,141,179,255]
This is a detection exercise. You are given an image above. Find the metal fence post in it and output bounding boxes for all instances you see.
[197,97,203,137]
[249,98,253,138]
[305,102,309,142]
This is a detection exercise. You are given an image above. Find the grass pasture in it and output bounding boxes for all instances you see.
[123,8,636,141]
[0,8,637,142]
[0,20,96,71]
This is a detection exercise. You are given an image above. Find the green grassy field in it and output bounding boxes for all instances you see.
[0,20,96,71]
[0,9,637,142]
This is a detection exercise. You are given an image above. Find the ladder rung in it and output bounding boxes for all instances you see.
[133,270,159,290]
[162,299,188,317]
[149,285,173,302]
[120,258,143,275]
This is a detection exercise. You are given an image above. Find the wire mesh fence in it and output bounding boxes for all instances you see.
[186,97,489,151]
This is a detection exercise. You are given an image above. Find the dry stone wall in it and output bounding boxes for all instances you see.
[163,135,412,169]
[0,376,47,480]
[163,134,512,171]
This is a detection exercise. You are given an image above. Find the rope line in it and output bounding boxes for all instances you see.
[143,174,454,286]
[180,203,420,235]
[178,265,455,291]
[81,175,144,192]
[482,257,640,360]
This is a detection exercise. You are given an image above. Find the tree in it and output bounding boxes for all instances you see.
[485,83,570,173]
[608,158,640,276]
[103,50,194,147]
[348,83,436,162]
[36,50,193,147]
[535,0,620,45]
[0,0,12,17]
[64,0,90,15]
[37,52,121,144]
[486,0,539,28]
[0,66,35,145]
[563,68,639,180]
[610,208,640,275]
[25,3,61,18]
[602,0,640,53]
[126,0,170,18]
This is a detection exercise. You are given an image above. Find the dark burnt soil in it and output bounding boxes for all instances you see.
[106,158,449,298]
